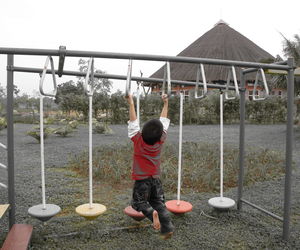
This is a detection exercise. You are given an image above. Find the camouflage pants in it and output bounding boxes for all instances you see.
[131,177,174,234]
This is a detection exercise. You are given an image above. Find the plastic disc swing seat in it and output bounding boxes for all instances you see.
[208,67,238,210]
[28,56,61,222]
[166,92,192,215]
[75,58,106,220]
[166,64,207,214]
[124,206,145,221]
[123,60,146,221]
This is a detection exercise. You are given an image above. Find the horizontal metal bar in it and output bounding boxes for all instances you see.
[12,66,240,91]
[243,68,264,74]
[0,47,290,70]
[0,163,7,170]
[0,142,7,150]
[273,60,288,65]
[241,198,283,221]
[0,182,8,189]
[243,60,289,74]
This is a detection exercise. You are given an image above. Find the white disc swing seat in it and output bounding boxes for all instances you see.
[208,66,238,210]
[75,58,106,220]
[209,68,270,210]
[28,56,61,222]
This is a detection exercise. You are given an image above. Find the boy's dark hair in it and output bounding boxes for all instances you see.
[141,119,163,145]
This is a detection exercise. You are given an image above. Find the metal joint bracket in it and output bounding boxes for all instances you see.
[58,46,66,77]
[6,65,14,71]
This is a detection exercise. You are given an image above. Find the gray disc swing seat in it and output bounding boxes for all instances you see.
[28,56,61,221]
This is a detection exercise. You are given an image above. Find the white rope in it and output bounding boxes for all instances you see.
[40,96,46,209]
[220,93,224,199]
[137,83,140,126]
[0,182,7,189]
[177,92,184,205]
[0,162,7,170]
[0,142,7,150]
[89,95,93,208]
[199,210,217,220]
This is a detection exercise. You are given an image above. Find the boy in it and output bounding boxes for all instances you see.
[126,94,174,239]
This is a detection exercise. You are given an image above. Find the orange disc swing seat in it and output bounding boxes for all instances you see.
[166,200,193,215]
[124,206,145,221]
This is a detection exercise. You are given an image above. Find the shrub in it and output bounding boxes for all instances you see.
[68,142,285,193]
[0,117,7,131]
[68,120,79,129]
[246,97,287,124]
[53,126,74,137]
[93,122,114,135]
[13,113,38,124]
[44,117,57,125]
[26,126,54,142]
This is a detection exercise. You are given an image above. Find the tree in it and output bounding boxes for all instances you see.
[55,60,112,119]
[93,92,110,120]
[0,83,5,98]
[281,33,300,125]
[281,33,300,96]
[0,83,20,115]
[77,59,112,94]
[55,80,86,115]
[110,90,127,124]
[0,83,20,99]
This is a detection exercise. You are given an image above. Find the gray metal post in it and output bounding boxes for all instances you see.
[283,57,294,241]
[7,54,15,228]
[237,71,246,210]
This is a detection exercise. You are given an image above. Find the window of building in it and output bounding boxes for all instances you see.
[248,90,259,100]
[248,90,253,100]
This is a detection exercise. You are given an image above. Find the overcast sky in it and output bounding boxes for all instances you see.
[0,0,299,96]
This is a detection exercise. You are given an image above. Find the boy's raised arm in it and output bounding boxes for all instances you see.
[126,94,137,121]
[160,94,169,118]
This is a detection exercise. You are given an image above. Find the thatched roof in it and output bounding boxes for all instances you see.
[150,20,274,83]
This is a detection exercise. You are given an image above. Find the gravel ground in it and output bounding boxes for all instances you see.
[0,123,299,249]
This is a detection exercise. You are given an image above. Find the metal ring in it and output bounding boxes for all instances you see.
[253,68,269,101]
[225,66,239,100]
[39,56,57,97]
[195,64,207,99]
[125,59,132,97]
[84,58,95,96]
[162,62,171,97]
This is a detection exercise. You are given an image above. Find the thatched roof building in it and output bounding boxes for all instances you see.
[150,20,274,84]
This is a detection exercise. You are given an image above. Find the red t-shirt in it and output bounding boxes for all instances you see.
[131,132,167,180]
